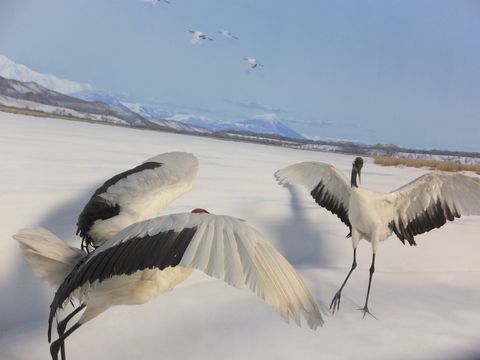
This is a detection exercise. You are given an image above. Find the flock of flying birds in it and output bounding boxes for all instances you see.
[145,0,264,69]
[14,151,480,360]
[187,30,262,69]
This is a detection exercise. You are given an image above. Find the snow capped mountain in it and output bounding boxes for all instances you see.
[167,115,226,131]
[120,101,171,120]
[177,113,305,139]
[120,104,209,133]
[101,99,305,140]
[71,89,133,113]
[0,54,92,94]
[231,115,305,139]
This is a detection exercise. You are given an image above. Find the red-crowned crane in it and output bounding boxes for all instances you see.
[275,157,480,317]
[218,29,239,40]
[243,58,264,69]
[188,30,213,44]
[14,152,323,360]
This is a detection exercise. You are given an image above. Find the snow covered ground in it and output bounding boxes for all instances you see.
[0,95,129,125]
[1,112,479,360]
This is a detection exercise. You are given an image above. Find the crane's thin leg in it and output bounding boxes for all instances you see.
[358,253,377,319]
[330,248,357,314]
[50,321,82,360]
[57,305,86,360]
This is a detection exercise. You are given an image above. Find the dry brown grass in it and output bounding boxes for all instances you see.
[374,156,480,174]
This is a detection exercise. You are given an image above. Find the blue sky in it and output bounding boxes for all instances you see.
[1,0,480,151]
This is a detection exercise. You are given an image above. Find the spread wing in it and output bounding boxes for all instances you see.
[50,213,323,338]
[275,161,352,231]
[77,152,198,250]
[389,172,480,245]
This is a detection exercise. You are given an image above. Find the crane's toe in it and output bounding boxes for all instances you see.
[357,306,377,320]
[329,291,342,314]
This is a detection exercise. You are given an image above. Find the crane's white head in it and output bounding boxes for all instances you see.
[351,157,364,188]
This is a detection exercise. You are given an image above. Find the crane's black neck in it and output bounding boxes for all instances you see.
[351,167,358,188]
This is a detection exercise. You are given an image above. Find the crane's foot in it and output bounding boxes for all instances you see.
[357,306,377,320]
[329,291,342,314]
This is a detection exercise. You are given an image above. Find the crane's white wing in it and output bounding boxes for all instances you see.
[389,172,480,245]
[275,161,352,230]
[77,152,198,249]
[52,213,323,331]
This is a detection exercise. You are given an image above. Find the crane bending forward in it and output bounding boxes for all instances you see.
[15,152,323,360]
[275,157,480,317]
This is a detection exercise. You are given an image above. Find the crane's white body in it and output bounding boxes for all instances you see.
[73,266,193,323]
[348,188,395,251]
[13,227,192,324]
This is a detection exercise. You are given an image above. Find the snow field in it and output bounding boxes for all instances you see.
[1,112,479,360]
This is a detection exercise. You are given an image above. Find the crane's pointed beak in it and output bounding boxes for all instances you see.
[357,167,362,184]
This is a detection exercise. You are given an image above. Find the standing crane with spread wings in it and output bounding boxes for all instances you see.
[15,152,323,360]
[275,157,480,317]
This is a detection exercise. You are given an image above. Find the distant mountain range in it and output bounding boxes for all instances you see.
[0,75,212,134]
[172,115,305,139]
[3,75,478,162]
[0,54,305,140]
[75,94,306,139]
[1,54,479,165]
[71,89,134,113]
